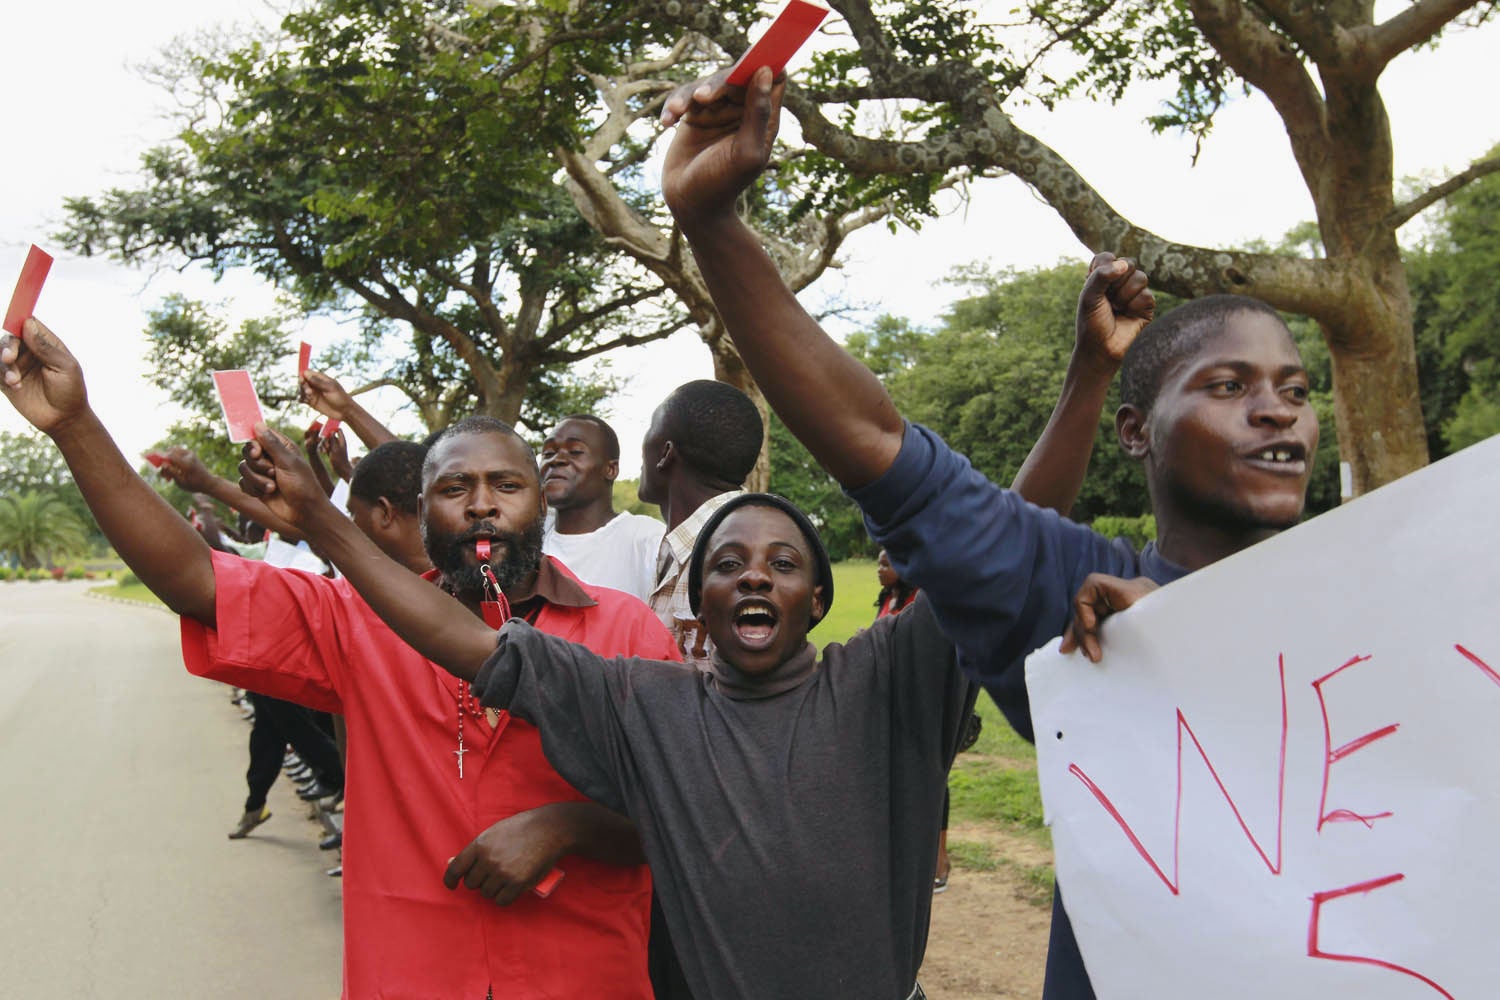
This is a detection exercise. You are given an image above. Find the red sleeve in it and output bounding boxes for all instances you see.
[579,586,683,664]
[179,550,350,713]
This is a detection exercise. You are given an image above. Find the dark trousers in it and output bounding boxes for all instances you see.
[243,692,345,812]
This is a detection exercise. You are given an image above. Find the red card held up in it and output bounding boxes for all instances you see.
[212,370,266,444]
[4,245,54,337]
[726,0,829,86]
[143,451,168,469]
[532,867,565,899]
[297,341,312,377]
[319,417,342,440]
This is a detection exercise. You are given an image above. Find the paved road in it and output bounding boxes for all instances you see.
[0,581,342,998]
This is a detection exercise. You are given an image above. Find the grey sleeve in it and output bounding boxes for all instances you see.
[883,595,980,766]
[470,620,634,814]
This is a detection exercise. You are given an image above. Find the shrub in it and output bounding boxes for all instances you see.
[65,567,87,580]
[119,570,140,586]
[1089,514,1157,549]
[50,566,67,581]
[26,568,47,582]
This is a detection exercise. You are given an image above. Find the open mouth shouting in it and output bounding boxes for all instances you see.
[732,598,780,649]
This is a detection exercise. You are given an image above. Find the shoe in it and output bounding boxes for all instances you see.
[290,767,315,783]
[319,832,343,851]
[298,781,336,801]
[228,806,271,839]
[325,865,342,877]
[933,870,950,894]
[315,789,345,811]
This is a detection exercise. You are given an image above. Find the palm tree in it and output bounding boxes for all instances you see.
[0,491,90,570]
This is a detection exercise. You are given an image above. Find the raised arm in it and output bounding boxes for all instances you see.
[0,320,216,622]
[300,369,397,450]
[236,424,496,679]
[159,446,306,543]
[661,69,903,488]
[1010,253,1154,514]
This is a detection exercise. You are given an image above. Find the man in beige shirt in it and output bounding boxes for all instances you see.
[638,381,763,667]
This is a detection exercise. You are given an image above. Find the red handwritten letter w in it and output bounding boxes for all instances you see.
[1066,655,1287,895]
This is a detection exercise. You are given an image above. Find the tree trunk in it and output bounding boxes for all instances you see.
[701,319,771,492]
[1319,260,1430,498]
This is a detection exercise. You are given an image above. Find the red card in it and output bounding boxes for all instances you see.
[297,341,312,377]
[319,418,342,440]
[212,370,266,443]
[143,451,168,468]
[726,0,829,86]
[307,418,325,437]
[4,245,54,337]
[532,867,565,899]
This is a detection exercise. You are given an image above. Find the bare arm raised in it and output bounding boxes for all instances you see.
[663,72,1151,502]
[236,425,496,680]
[662,68,903,488]
[1010,252,1154,513]
[300,369,398,450]
[0,319,216,623]
[159,445,306,543]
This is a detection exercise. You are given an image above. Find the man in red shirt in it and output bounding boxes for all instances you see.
[0,319,678,998]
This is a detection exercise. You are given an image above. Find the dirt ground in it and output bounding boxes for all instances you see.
[916,822,1053,999]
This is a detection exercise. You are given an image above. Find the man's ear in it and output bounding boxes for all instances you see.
[655,440,676,474]
[375,496,398,529]
[1116,404,1150,460]
[810,584,826,624]
[604,457,620,484]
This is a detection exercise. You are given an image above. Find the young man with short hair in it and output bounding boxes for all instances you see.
[657,68,1318,1000]
[540,414,664,600]
[638,380,763,664]
[0,323,678,999]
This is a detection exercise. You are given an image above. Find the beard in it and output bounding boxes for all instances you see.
[423,516,545,602]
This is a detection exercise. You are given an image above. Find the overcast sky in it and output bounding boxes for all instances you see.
[2,1,1495,476]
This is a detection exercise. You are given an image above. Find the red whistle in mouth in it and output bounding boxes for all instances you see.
[475,538,490,561]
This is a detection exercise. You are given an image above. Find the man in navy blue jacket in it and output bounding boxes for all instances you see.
[657,68,1320,999]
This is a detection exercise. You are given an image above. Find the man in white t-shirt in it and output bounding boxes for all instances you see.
[540,415,664,599]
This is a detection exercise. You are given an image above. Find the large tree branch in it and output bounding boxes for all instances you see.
[1359,0,1487,74]
[1185,0,1331,194]
[1386,153,1500,229]
[537,283,670,348]
[538,315,693,366]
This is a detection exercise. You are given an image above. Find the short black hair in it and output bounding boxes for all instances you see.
[350,441,426,516]
[661,381,763,484]
[687,492,834,627]
[422,416,537,485]
[555,414,620,461]
[1119,294,1289,413]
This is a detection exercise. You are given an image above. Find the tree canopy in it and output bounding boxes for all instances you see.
[641,0,1500,493]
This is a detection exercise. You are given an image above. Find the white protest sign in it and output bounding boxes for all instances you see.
[1027,432,1500,999]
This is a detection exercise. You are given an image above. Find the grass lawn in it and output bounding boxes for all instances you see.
[91,576,165,607]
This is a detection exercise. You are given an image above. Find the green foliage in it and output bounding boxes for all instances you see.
[58,0,682,425]
[1089,514,1156,548]
[611,479,661,520]
[0,491,92,570]
[1407,145,1500,453]
[767,414,875,562]
[0,430,98,542]
[850,262,1150,521]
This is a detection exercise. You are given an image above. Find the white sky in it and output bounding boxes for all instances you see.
[2,2,1495,477]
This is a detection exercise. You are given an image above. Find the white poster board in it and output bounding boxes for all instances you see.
[1026,433,1500,999]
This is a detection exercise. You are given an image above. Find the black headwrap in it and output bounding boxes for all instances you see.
[686,492,835,627]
